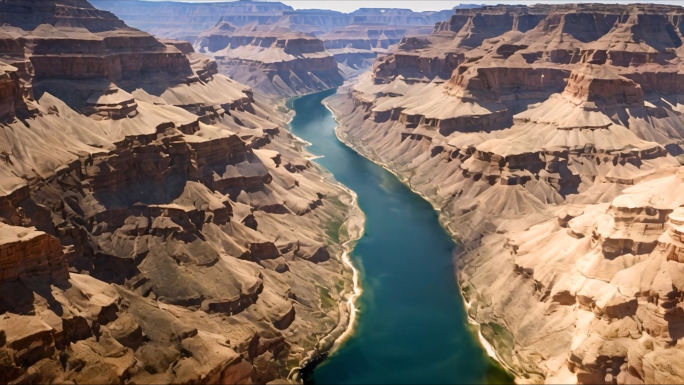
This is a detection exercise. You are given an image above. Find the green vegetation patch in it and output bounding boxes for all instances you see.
[318,286,336,310]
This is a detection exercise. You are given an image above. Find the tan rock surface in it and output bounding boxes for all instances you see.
[195,23,344,97]
[0,1,360,383]
[92,1,455,40]
[329,3,684,384]
[93,1,460,94]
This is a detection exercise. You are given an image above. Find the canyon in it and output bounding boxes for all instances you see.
[91,0,458,96]
[327,3,684,384]
[4,0,684,384]
[0,0,364,383]
[194,23,344,97]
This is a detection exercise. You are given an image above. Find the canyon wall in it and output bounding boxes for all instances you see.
[92,0,460,94]
[90,0,295,41]
[0,1,360,383]
[320,25,434,76]
[328,4,684,384]
[91,1,455,38]
[195,23,344,97]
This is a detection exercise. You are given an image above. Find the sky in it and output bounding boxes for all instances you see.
[144,0,684,13]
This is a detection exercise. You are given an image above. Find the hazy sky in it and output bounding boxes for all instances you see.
[144,0,684,13]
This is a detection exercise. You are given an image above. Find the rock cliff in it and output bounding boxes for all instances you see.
[195,23,344,97]
[92,1,455,38]
[90,0,294,42]
[0,1,359,383]
[92,1,460,93]
[320,25,432,76]
[328,4,684,384]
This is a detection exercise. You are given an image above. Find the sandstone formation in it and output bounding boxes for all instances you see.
[320,25,432,77]
[0,1,360,383]
[195,23,344,97]
[92,1,459,94]
[328,4,684,384]
[91,0,294,42]
[92,1,455,38]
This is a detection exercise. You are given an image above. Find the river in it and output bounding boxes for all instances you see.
[287,89,511,384]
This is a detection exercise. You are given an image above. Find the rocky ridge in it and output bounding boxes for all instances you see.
[195,23,344,97]
[320,25,433,76]
[91,1,455,38]
[328,4,684,384]
[0,1,359,383]
[92,1,459,95]
[90,0,295,42]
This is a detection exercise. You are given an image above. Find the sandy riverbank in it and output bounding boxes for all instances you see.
[279,96,366,383]
[324,95,517,383]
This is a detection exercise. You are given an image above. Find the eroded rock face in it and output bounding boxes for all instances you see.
[0,1,357,383]
[91,0,294,42]
[92,1,461,93]
[328,3,684,384]
[320,25,434,76]
[195,23,344,97]
[92,1,455,39]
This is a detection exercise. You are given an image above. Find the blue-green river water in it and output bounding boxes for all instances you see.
[288,89,511,384]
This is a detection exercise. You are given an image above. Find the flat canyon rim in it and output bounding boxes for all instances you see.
[287,89,512,384]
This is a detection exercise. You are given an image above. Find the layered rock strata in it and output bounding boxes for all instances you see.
[90,0,294,41]
[93,1,461,92]
[0,1,359,383]
[195,23,344,97]
[328,3,684,384]
[320,25,432,76]
[92,1,455,38]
